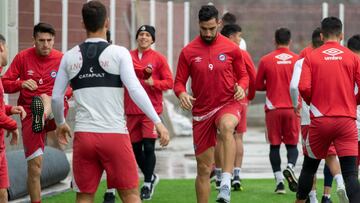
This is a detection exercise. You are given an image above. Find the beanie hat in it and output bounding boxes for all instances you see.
[136,25,156,43]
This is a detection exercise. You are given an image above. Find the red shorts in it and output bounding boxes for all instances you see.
[301,125,336,156]
[265,109,300,145]
[126,115,157,143]
[0,150,9,189]
[192,102,241,156]
[236,104,247,133]
[22,105,69,160]
[72,132,138,193]
[303,117,357,159]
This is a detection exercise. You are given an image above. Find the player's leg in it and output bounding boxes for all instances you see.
[195,147,215,203]
[27,156,43,203]
[233,132,244,191]
[266,110,285,194]
[334,117,360,203]
[0,152,9,203]
[214,137,223,189]
[321,164,333,203]
[283,109,300,192]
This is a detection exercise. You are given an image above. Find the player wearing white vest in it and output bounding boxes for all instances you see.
[51,1,169,203]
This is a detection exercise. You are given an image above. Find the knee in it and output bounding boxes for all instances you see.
[197,162,212,178]
[218,121,236,135]
[0,189,7,202]
[28,161,42,179]
[118,189,140,203]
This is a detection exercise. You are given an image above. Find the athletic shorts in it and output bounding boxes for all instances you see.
[0,150,9,189]
[236,103,247,133]
[22,105,69,160]
[72,132,138,193]
[303,117,357,159]
[301,125,336,156]
[126,115,158,143]
[192,102,241,156]
[265,109,300,145]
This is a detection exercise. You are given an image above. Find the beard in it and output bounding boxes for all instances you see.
[200,35,216,44]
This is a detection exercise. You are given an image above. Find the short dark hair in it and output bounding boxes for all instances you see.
[0,34,5,44]
[222,12,236,25]
[348,34,360,53]
[198,5,218,22]
[321,16,342,38]
[221,24,242,38]
[82,1,107,32]
[33,23,55,38]
[275,27,291,45]
[311,27,323,48]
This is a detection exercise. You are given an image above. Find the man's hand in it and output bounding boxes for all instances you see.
[155,122,170,147]
[179,92,196,110]
[56,123,72,145]
[234,83,245,100]
[6,129,19,145]
[10,106,26,120]
[21,79,38,91]
[144,76,154,86]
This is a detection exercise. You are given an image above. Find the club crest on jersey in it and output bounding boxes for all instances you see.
[218,54,226,62]
[50,71,57,78]
[275,53,293,64]
[322,48,343,60]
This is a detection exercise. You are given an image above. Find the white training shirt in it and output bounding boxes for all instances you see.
[52,38,161,133]
[290,58,310,125]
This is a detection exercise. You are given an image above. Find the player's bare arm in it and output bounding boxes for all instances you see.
[56,123,72,145]
[234,83,245,100]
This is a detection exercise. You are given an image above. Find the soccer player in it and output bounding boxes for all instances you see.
[347,35,360,168]
[1,23,71,203]
[174,5,248,203]
[104,25,173,201]
[213,24,256,191]
[296,16,360,203]
[0,34,26,203]
[255,27,300,194]
[51,1,169,203]
[290,27,347,203]
[221,12,247,50]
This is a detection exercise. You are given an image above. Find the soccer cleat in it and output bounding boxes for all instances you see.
[336,185,349,203]
[149,174,160,199]
[283,167,298,192]
[216,185,231,203]
[31,96,45,133]
[321,196,333,203]
[215,178,221,190]
[103,192,116,203]
[274,182,286,194]
[140,185,151,200]
[231,175,243,191]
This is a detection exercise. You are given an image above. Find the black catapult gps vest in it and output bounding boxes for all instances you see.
[70,41,123,90]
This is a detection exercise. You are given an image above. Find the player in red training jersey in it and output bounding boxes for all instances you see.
[256,27,300,194]
[174,5,248,203]
[296,16,360,203]
[2,23,71,203]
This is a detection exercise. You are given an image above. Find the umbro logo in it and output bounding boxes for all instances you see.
[275,53,293,64]
[27,70,34,76]
[194,56,202,63]
[323,48,343,60]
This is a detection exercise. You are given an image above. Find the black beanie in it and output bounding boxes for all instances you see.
[136,25,156,43]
